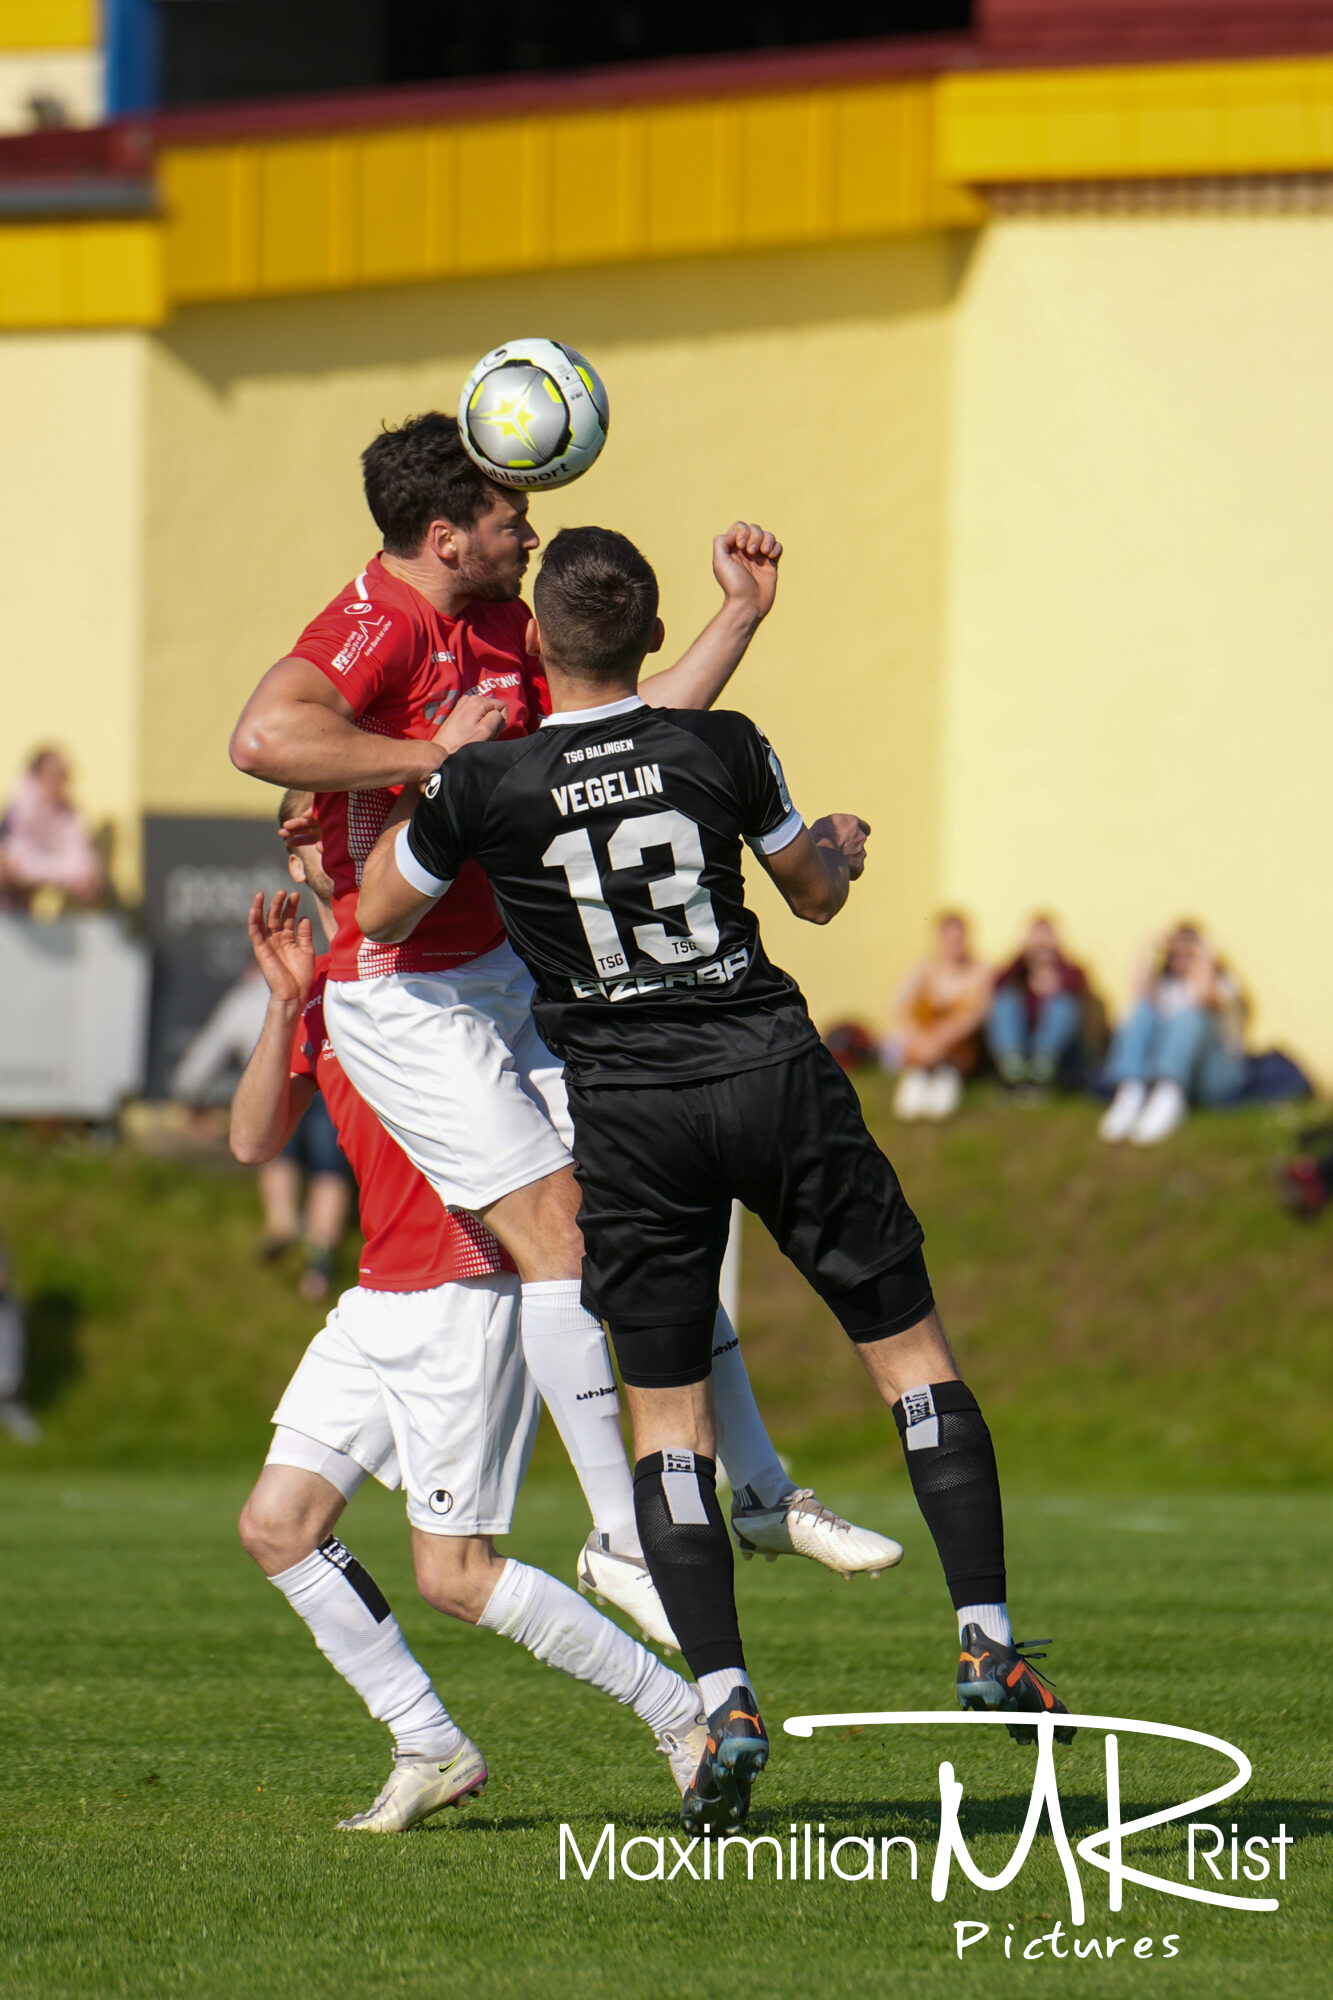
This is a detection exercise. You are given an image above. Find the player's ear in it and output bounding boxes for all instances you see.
[646,616,665,656]
[287,850,307,887]
[426,518,457,566]
[525,617,543,661]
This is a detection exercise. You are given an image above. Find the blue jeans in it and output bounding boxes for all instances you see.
[1105,1001,1247,1106]
[987,987,1083,1078]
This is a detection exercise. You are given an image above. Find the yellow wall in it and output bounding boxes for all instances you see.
[0,330,144,895]
[943,213,1333,1073]
[14,168,1333,1074]
[141,234,964,1021]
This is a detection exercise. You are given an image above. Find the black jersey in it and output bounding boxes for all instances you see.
[402,695,821,1086]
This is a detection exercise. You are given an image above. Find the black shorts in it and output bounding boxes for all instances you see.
[570,1043,931,1389]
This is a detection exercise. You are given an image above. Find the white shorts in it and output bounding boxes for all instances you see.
[324,941,573,1211]
[270,1273,537,1535]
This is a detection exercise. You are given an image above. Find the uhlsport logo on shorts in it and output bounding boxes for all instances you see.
[428,1488,454,1516]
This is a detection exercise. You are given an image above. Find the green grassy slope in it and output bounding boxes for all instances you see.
[2,1088,1330,1486]
[2,1470,1329,2000]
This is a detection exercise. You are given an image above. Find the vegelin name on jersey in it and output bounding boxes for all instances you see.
[551,764,662,817]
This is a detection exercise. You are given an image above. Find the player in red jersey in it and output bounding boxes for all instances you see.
[231,414,903,1635]
[233,797,711,1831]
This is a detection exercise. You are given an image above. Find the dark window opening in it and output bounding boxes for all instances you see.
[156,1,974,111]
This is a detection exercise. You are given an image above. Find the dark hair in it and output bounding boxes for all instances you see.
[361,413,497,555]
[533,527,659,682]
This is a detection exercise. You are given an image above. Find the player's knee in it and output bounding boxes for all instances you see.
[238,1494,314,1575]
[414,1538,496,1623]
[237,1494,279,1568]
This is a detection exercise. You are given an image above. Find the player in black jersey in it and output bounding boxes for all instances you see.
[358,527,1073,1831]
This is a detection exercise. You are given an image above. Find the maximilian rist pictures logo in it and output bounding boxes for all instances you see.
[558,1708,1292,1963]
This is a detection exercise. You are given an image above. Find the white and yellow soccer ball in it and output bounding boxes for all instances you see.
[458,337,609,490]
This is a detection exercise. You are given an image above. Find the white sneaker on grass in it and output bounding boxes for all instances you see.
[1131,1078,1188,1146]
[1098,1079,1146,1143]
[337,1738,488,1832]
[893,1067,930,1120]
[577,1531,679,1650]
[731,1487,904,1578]
[923,1065,964,1120]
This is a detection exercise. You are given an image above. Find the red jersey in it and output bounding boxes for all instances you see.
[291,556,546,982]
[292,963,514,1292]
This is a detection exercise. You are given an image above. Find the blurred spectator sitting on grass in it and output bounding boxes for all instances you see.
[987,914,1089,1091]
[0,748,104,911]
[882,911,992,1122]
[170,862,353,1306]
[1099,923,1247,1147]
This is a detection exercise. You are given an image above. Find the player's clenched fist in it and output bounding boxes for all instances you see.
[810,814,872,880]
[713,522,782,621]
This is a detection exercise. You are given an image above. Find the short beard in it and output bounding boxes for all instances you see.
[455,552,524,603]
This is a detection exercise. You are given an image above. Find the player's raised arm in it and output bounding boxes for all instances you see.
[230,656,444,793]
[229,892,321,1164]
[640,522,782,711]
[762,813,871,926]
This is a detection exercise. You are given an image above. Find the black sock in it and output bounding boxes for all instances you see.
[891,1382,1007,1609]
[633,1450,745,1682]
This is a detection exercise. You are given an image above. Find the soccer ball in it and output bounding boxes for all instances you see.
[458,337,609,490]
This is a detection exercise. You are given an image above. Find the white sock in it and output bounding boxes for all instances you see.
[271,1537,464,1760]
[478,1557,697,1738]
[710,1306,790,1510]
[697,1667,756,1716]
[520,1281,641,1557]
[957,1601,1013,1647]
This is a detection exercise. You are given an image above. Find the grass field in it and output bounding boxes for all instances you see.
[3,1468,1330,1999]
[3,1086,1332,1488]
[3,1088,1332,1995]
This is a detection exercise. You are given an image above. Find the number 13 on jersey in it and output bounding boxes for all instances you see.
[542,809,721,978]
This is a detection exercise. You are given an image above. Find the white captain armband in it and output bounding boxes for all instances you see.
[747,807,805,857]
[394,822,453,899]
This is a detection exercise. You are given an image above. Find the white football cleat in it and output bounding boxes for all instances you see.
[578,1531,680,1651]
[731,1487,904,1577]
[657,1712,711,1797]
[336,1738,488,1832]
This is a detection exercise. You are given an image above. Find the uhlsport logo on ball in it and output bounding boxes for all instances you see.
[458,337,609,489]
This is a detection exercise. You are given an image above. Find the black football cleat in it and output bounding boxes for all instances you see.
[679,1686,769,1836]
[956,1625,1076,1746]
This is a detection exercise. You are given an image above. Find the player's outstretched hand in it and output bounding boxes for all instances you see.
[714,522,782,621]
[810,814,872,880]
[431,692,509,762]
[248,890,317,1005]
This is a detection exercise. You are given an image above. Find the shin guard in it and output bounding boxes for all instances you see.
[893,1382,1007,1609]
[632,1450,744,1682]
